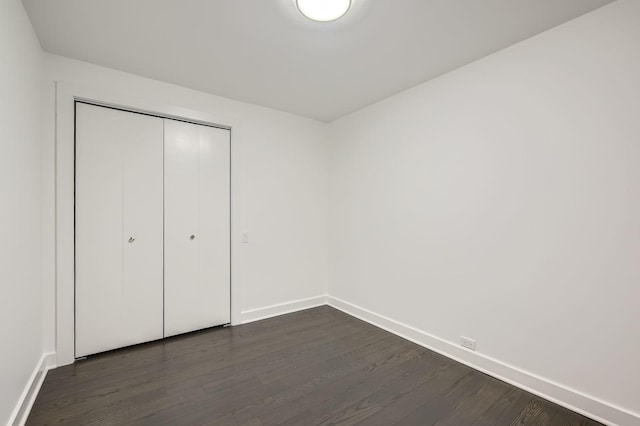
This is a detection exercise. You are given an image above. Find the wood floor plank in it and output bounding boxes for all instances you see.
[471,387,531,426]
[27,306,603,426]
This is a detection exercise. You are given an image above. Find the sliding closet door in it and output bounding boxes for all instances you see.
[164,120,231,337]
[75,103,164,357]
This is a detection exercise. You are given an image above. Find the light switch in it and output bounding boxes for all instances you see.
[241,231,249,243]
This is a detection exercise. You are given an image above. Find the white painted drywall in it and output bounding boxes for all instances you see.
[40,54,329,355]
[328,0,640,420]
[0,0,44,424]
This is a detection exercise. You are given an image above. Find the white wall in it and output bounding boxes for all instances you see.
[328,0,640,423]
[0,0,44,424]
[41,54,329,353]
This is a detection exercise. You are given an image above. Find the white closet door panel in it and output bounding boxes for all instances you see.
[122,115,164,343]
[164,120,230,337]
[164,120,200,336]
[75,103,163,357]
[75,104,123,356]
[198,125,231,329]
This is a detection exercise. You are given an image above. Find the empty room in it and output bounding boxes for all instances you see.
[1,0,639,425]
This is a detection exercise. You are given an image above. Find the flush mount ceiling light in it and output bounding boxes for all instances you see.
[296,0,351,22]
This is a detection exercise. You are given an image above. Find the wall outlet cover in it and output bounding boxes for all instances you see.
[461,336,477,351]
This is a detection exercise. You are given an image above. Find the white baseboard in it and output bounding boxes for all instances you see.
[8,352,56,426]
[326,296,640,426]
[240,295,328,324]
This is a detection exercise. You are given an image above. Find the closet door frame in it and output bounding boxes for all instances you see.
[55,82,241,367]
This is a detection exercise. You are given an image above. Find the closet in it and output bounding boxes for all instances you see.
[75,102,230,358]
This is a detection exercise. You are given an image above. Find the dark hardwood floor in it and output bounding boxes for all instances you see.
[28,306,600,425]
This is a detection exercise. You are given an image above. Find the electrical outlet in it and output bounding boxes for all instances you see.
[460,336,476,351]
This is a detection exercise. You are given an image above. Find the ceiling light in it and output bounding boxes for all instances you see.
[296,0,351,22]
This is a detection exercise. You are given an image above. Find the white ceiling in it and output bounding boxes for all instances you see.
[23,0,614,122]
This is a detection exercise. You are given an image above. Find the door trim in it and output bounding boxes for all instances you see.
[55,82,241,366]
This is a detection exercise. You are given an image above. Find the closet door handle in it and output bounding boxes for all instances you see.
[128,237,136,243]
[190,234,196,240]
